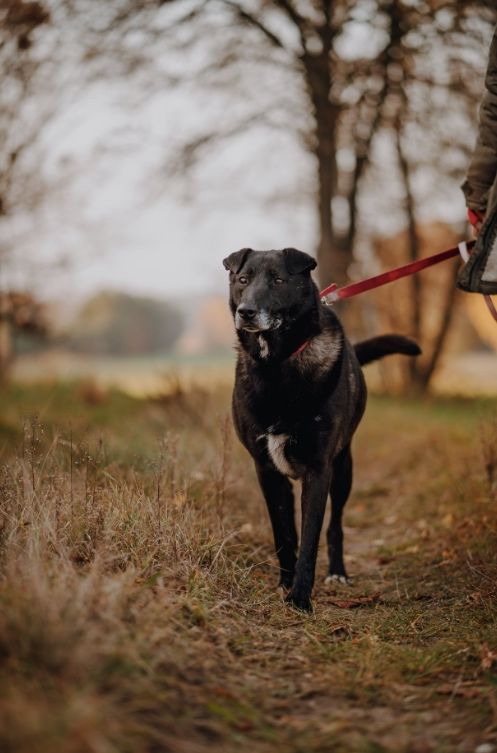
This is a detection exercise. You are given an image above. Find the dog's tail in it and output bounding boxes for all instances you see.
[354,335,421,366]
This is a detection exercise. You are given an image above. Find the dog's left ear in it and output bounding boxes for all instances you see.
[223,248,252,273]
[283,248,317,275]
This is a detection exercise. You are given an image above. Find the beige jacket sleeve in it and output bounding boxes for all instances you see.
[463,26,497,213]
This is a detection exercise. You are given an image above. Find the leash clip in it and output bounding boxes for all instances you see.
[321,283,339,306]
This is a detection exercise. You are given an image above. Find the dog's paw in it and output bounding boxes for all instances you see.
[277,584,291,599]
[325,574,351,586]
[284,592,313,613]
[278,575,294,592]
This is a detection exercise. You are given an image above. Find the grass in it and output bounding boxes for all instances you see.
[1,380,497,753]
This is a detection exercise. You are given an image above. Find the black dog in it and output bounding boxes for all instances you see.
[223,247,421,612]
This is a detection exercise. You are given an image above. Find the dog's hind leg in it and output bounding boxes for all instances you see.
[255,465,297,590]
[326,445,352,585]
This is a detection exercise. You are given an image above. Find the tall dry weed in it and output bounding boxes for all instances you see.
[0,404,269,753]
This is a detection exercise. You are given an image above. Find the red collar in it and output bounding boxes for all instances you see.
[290,337,312,357]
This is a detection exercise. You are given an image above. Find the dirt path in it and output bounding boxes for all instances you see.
[203,397,497,753]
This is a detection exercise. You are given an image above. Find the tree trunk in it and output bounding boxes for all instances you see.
[410,261,459,394]
[396,123,423,387]
[0,320,12,383]
[303,46,348,288]
[314,118,348,288]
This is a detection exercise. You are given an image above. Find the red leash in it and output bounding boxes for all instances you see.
[320,241,474,302]
[319,238,497,324]
[292,238,496,358]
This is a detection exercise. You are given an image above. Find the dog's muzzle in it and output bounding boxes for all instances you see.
[235,306,281,332]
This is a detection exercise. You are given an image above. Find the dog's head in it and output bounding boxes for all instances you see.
[222,248,317,334]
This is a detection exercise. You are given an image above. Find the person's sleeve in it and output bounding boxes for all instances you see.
[462,27,497,212]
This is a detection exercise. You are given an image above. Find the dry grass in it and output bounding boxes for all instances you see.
[1,382,497,753]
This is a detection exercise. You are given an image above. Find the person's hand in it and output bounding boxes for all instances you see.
[468,208,485,237]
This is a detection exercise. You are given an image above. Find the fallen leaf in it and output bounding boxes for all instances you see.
[211,685,234,699]
[234,720,254,732]
[442,548,456,561]
[442,512,454,528]
[481,643,497,671]
[377,555,394,565]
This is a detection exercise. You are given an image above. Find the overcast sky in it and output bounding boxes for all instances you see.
[4,77,320,302]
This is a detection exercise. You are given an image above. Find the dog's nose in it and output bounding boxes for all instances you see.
[237,305,257,321]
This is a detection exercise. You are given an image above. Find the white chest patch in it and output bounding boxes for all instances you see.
[258,335,269,359]
[266,433,294,477]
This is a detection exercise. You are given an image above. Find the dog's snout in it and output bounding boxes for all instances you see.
[237,305,257,321]
[234,305,276,332]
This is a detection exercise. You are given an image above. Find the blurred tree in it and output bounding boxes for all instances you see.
[0,290,46,380]
[68,291,184,356]
[0,1,51,221]
[361,2,496,392]
[176,295,234,354]
[0,2,52,384]
[373,222,462,393]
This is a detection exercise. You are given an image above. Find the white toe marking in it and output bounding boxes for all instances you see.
[325,574,350,586]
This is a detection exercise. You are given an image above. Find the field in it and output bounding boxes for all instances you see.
[10,348,497,396]
[1,380,497,753]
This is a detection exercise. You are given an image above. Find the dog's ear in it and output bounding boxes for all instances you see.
[283,248,317,275]
[223,248,252,273]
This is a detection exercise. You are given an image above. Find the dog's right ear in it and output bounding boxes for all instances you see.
[223,248,252,274]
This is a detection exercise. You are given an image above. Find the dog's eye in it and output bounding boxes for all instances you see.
[274,277,284,285]
[238,275,248,284]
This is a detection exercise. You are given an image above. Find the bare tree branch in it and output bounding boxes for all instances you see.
[218,1,288,51]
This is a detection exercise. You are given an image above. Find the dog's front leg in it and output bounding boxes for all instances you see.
[286,467,331,612]
[255,464,298,590]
